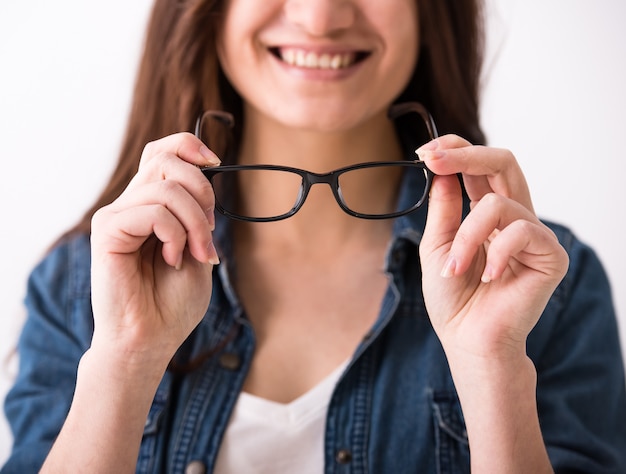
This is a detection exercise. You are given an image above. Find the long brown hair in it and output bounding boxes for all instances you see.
[61,0,485,241]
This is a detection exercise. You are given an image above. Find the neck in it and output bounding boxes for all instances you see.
[233,214,394,265]
[238,105,403,171]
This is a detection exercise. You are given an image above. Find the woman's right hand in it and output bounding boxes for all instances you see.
[41,133,221,473]
[89,132,221,370]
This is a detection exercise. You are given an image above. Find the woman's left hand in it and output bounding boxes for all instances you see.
[418,135,569,363]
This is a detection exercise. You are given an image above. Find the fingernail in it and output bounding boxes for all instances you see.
[199,144,221,165]
[481,264,494,283]
[206,207,215,230]
[416,140,445,162]
[208,241,220,265]
[175,254,183,271]
[440,255,456,278]
[416,138,439,154]
[416,149,446,161]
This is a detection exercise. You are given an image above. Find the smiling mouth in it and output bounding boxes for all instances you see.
[270,47,370,70]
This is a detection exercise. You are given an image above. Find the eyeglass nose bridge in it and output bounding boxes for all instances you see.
[292,169,346,215]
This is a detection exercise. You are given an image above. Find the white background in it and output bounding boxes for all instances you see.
[1,0,624,464]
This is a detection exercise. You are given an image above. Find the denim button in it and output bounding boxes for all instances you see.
[185,460,206,474]
[219,352,241,371]
[392,249,405,266]
[336,449,353,464]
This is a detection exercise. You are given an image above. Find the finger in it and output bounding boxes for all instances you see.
[481,219,568,284]
[420,174,464,257]
[140,132,221,168]
[417,135,533,212]
[93,204,189,269]
[124,153,217,229]
[111,180,215,264]
[446,193,541,277]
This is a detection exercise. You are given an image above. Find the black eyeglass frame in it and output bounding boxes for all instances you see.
[194,102,438,222]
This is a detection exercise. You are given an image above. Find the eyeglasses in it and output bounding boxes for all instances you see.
[194,102,437,222]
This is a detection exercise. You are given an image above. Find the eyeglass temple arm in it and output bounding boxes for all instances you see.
[194,103,437,141]
[194,110,235,138]
[387,102,439,141]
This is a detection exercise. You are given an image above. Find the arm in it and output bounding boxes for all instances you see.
[40,133,221,473]
[418,136,568,473]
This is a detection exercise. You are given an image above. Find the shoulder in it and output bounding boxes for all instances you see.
[541,219,610,306]
[29,232,92,300]
[530,219,618,358]
[23,233,93,346]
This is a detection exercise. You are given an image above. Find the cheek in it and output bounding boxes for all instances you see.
[216,4,253,86]
[216,5,275,98]
[216,27,251,96]
[374,4,420,81]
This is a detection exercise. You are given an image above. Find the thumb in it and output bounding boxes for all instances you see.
[421,174,464,256]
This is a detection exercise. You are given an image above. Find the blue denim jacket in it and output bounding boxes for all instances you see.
[3,171,626,473]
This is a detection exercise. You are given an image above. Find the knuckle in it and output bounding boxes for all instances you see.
[178,131,196,141]
[198,176,215,198]
[158,178,182,200]
[139,152,177,180]
[502,148,517,164]
[169,219,188,240]
[152,204,181,229]
[454,229,474,248]
[150,203,168,218]
[140,132,197,166]
[513,218,534,233]
[174,132,198,154]
[440,133,468,147]
[479,192,502,208]
[140,140,159,163]
[497,148,519,172]
[91,207,108,230]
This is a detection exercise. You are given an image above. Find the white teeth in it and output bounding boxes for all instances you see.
[282,48,295,64]
[295,49,306,66]
[330,54,342,69]
[279,48,357,70]
[305,51,317,67]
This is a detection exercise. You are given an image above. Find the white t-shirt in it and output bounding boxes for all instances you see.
[214,362,347,474]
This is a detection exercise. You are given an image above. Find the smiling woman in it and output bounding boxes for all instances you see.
[1,0,625,473]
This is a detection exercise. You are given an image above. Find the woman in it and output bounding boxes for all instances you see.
[3,0,626,472]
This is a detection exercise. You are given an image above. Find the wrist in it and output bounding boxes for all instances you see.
[444,343,537,400]
[81,341,171,391]
[87,328,178,372]
[42,345,166,472]
[444,353,551,473]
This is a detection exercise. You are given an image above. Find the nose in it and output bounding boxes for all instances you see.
[284,0,356,36]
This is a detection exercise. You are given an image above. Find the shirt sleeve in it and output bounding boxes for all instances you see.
[529,224,626,473]
[2,235,94,473]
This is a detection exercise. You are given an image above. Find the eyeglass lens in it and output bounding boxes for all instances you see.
[220,168,304,220]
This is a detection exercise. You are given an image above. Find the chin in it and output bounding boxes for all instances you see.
[268,100,388,134]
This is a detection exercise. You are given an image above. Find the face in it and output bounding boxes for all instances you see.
[217,0,419,132]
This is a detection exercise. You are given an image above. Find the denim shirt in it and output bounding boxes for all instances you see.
[3,170,626,473]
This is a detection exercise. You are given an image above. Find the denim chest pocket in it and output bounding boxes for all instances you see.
[431,391,470,474]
